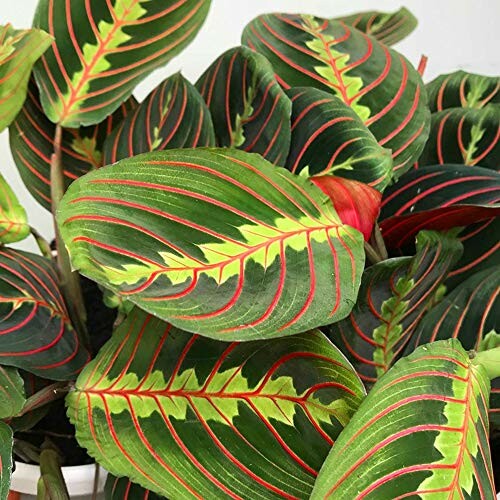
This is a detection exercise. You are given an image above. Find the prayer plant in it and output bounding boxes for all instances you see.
[0,2,499,499]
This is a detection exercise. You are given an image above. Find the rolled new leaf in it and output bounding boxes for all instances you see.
[0,422,13,499]
[0,366,25,419]
[33,0,211,127]
[68,307,365,499]
[103,73,215,164]
[379,164,500,248]
[335,7,418,46]
[242,13,430,177]
[324,230,462,384]
[196,46,291,165]
[0,24,52,132]
[9,78,137,211]
[0,249,90,380]
[426,70,500,112]
[105,475,165,500]
[58,148,365,341]
[285,87,393,191]
[312,339,495,499]
[0,173,29,244]
[417,105,500,170]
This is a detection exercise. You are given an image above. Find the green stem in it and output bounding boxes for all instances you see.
[364,241,382,265]
[373,224,388,261]
[50,124,89,347]
[472,346,500,380]
[38,445,70,500]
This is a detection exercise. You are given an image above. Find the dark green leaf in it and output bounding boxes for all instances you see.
[335,7,418,46]
[9,78,137,211]
[58,148,365,341]
[196,46,291,165]
[33,0,212,127]
[324,230,462,384]
[0,422,13,500]
[426,70,500,112]
[242,13,430,177]
[68,307,365,499]
[0,248,90,380]
[312,339,495,499]
[285,87,393,191]
[103,72,215,164]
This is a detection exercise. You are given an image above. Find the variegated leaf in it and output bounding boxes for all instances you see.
[417,105,500,170]
[105,474,165,499]
[195,46,291,165]
[0,173,29,244]
[242,13,430,176]
[33,0,211,127]
[0,248,90,380]
[285,87,393,191]
[9,78,137,211]
[380,164,500,249]
[103,72,215,164]
[324,230,462,384]
[427,70,500,112]
[58,148,365,341]
[0,24,52,132]
[68,307,365,499]
[335,7,418,46]
[312,339,495,499]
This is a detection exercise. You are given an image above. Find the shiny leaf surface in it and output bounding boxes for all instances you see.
[324,230,462,384]
[105,474,166,499]
[58,148,365,341]
[68,307,365,499]
[285,87,393,191]
[380,164,500,249]
[103,72,215,164]
[9,78,137,211]
[0,248,90,379]
[196,46,291,165]
[0,173,29,244]
[33,0,211,127]
[242,13,430,176]
[312,339,495,499]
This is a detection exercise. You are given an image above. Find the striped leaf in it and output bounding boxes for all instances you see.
[103,73,215,164]
[33,0,211,127]
[195,46,291,165]
[335,7,418,46]
[404,267,500,428]
[0,248,90,380]
[379,164,500,249]
[0,366,25,419]
[309,176,381,241]
[0,24,52,132]
[285,87,393,191]
[242,13,430,176]
[58,148,365,341]
[0,173,29,244]
[311,339,495,499]
[9,78,137,211]
[324,230,462,384]
[0,422,13,500]
[427,70,500,112]
[446,217,499,290]
[417,105,500,170]
[406,267,499,353]
[105,475,165,500]
[68,307,365,499]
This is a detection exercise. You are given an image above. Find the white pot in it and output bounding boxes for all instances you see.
[10,462,107,499]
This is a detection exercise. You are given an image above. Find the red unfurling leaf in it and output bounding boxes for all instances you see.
[310,176,381,241]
